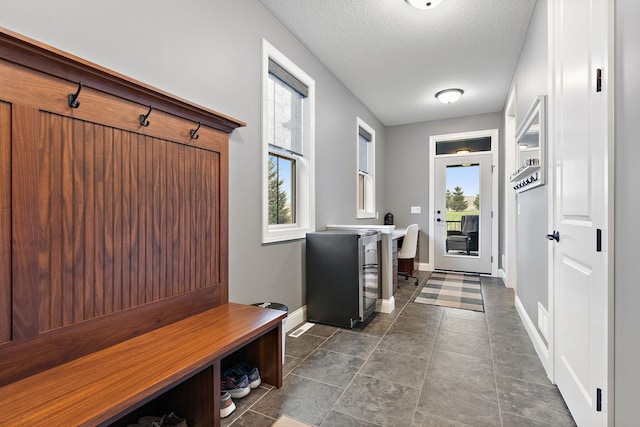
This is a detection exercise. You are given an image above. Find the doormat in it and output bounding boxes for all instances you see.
[413,270,484,312]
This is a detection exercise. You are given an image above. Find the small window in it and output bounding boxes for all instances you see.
[356,118,375,218]
[262,40,315,243]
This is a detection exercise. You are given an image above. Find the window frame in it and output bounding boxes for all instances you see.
[356,117,376,219]
[261,39,315,243]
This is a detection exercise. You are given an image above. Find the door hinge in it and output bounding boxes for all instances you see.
[491,211,493,219]
[491,256,493,263]
[596,388,602,412]
[596,229,602,252]
[491,165,495,173]
[596,68,602,92]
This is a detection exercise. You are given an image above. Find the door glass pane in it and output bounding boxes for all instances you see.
[445,163,480,257]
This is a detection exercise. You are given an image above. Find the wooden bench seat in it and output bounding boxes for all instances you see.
[0,303,285,427]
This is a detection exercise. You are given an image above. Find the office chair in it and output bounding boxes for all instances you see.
[397,224,419,285]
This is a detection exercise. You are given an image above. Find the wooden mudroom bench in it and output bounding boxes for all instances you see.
[0,28,275,427]
[0,303,285,426]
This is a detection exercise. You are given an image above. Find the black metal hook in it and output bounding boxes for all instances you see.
[140,105,152,127]
[190,122,201,140]
[68,82,82,108]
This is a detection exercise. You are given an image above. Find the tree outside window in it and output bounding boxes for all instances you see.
[449,186,469,211]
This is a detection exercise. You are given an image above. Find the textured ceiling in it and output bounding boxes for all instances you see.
[258,0,537,126]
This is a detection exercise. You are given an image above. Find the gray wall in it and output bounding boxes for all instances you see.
[507,0,549,338]
[615,0,640,422]
[0,0,387,313]
[386,113,503,264]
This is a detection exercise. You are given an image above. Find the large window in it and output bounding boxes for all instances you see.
[262,39,315,243]
[356,118,375,218]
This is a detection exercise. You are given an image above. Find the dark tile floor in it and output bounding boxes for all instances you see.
[223,273,576,427]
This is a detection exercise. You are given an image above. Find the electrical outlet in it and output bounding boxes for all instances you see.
[411,206,421,214]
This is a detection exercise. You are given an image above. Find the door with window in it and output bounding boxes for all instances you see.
[434,153,492,274]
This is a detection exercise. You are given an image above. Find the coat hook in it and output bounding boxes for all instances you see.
[190,122,201,140]
[68,81,82,108]
[140,105,152,127]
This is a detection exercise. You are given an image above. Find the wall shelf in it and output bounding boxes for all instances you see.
[510,164,540,182]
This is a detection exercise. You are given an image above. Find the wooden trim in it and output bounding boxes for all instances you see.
[0,27,246,134]
[0,102,10,344]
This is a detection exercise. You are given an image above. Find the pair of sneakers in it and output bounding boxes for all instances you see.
[220,363,261,418]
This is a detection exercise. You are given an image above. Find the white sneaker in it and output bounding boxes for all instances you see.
[220,391,236,418]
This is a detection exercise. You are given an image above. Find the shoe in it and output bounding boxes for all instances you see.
[233,362,261,389]
[138,416,164,427]
[163,412,187,427]
[220,391,237,418]
[138,412,186,427]
[221,369,251,399]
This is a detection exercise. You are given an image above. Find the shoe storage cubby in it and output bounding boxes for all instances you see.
[108,365,218,427]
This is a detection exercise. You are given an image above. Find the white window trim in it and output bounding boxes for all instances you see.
[356,117,376,219]
[261,39,315,243]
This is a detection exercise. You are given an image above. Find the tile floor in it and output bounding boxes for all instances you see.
[223,273,576,427]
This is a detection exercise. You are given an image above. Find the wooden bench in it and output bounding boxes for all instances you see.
[0,303,285,427]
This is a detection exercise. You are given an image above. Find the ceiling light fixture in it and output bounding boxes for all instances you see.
[435,88,464,104]
[405,0,445,10]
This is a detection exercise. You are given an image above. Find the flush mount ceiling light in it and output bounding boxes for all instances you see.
[435,88,464,104]
[405,0,445,10]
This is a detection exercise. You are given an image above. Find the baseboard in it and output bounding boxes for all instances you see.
[285,299,396,329]
[377,297,395,314]
[418,262,432,271]
[514,295,552,380]
[285,305,306,333]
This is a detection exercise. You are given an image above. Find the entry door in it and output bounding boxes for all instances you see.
[551,0,609,424]
[434,153,492,274]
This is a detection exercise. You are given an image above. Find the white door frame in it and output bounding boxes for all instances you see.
[504,87,518,289]
[429,129,499,277]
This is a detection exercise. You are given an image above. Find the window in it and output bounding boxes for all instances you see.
[356,117,375,218]
[262,39,315,243]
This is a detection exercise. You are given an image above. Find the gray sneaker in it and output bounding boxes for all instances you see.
[220,392,236,418]
[221,369,251,398]
[233,362,261,389]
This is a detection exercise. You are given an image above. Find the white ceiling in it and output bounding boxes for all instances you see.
[258,0,537,126]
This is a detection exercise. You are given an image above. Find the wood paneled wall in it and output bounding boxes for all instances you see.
[0,28,244,385]
[29,114,221,332]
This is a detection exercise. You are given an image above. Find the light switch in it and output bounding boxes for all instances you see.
[411,206,421,214]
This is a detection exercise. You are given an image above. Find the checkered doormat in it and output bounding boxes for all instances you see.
[413,271,484,312]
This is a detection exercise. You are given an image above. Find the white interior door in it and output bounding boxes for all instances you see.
[434,153,492,274]
[551,0,609,424]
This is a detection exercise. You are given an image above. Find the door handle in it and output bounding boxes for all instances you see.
[436,218,442,222]
[546,231,560,242]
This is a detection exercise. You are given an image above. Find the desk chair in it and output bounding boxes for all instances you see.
[398,224,419,285]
